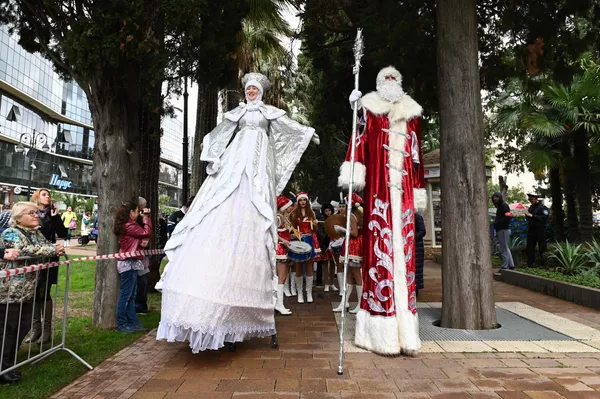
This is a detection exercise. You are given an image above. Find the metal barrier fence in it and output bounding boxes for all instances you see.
[0,255,92,376]
[0,249,164,377]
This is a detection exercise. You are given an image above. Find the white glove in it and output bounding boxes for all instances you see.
[334,225,347,233]
[311,133,320,145]
[349,89,362,105]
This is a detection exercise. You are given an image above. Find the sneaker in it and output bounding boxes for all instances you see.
[129,324,148,332]
[116,326,134,334]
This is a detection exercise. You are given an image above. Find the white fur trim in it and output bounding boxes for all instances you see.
[244,79,263,95]
[360,92,422,124]
[354,309,420,356]
[414,188,427,212]
[297,193,309,201]
[279,201,292,212]
[338,161,366,191]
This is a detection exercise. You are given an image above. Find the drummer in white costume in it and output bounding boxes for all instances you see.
[156,73,318,352]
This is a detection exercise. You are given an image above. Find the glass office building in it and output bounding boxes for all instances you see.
[0,25,186,207]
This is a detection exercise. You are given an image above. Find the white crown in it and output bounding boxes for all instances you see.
[242,73,271,92]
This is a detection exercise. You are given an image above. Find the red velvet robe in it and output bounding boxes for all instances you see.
[339,92,425,355]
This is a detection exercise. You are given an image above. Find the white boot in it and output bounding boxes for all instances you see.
[331,283,339,292]
[306,276,314,303]
[337,272,345,297]
[350,284,363,314]
[333,284,353,312]
[296,276,304,304]
[283,275,292,297]
[290,272,297,296]
[324,284,330,292]
[275,284,292,315]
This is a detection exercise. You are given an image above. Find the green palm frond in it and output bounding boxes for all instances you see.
[521,142,561,171]
[522,112,565,137]
[245,0,294,36]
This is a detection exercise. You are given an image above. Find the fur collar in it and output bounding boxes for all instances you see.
[360,92,422,123]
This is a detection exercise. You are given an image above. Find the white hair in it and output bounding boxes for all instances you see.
[9,201,39,227]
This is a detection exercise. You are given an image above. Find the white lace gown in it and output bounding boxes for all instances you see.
[156,103,315,352]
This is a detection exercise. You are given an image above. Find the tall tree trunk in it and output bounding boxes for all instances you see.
[562,137,579,241]
[548,167,565,242]
[437,0,497,329]
[191,82,219,193]
[89,78,142,329]
[573,130,594,242]
[140,6,165,292]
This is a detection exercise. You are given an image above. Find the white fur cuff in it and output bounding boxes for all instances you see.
[414,188,427,212]
[338,161,366,191]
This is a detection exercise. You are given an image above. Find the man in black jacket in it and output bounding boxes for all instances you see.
[525,193,549,268]
[492,192,514,270]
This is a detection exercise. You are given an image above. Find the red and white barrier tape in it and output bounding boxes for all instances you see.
[0,249,165,278]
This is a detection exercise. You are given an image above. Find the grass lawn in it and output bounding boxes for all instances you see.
[0,259,165,399]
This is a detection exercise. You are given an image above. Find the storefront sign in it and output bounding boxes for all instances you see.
[50,174,73,190]
[424,167,440,179]
[13,186,22,194]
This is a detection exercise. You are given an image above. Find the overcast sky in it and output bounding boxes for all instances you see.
[171,6,301,136]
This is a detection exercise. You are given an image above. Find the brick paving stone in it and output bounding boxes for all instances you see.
[553,378,595,391]
[152,369,186,380]
[175,378,220,392]
[340,394,397,399]
[560,359,600,368]
[303,368,352,379]
[138,379,184,393]
[243,368,302,379]
[407,368,447,379]
[470,379,506,391]
[441,368,483,379]
[383,369,412,379]
[478,368,537,379]
[231,394,300,399]
[182,368,244,379]
[433,379,479,392]
[216,379,277,392]
[497,392,531,399]
[393,394,432,398]
[289,359,331,369]
[165,393,234,399]
[357,379,400,393]
[428,393,472,399]
[523,391,567,398]
[500,360,529,368]
[501,378,565,391]
[276,379,328,393]
[131,393,168,399]
[531,368,599,378]
[522,359,563,368]
[559,393,600,399]
[326,379,360,393]
[264,360,287,369]
[469,393,501,398]
[457,359,506,368]
[347,368,388,380]
[394,379,440,393]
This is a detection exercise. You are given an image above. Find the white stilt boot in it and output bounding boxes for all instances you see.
[283,275,292,297]
[306,276,314,303]
[290,272,297,296]
[337,272,344,297]
[275,284,292,315]
[333,284,353,312]
[295,275,304,304]
[349,284,363,314]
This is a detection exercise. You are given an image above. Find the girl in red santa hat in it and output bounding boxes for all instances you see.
[333,193,364,313]
[275,195,294,315]
[290,192,320,303]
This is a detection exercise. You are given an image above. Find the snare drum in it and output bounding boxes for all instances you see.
[287,241,313,262]
[329,237,343,255]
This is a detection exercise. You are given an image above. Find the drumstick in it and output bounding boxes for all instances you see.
[279,238,291,246]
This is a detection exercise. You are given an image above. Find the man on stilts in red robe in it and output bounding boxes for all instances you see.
[339,66,426,356]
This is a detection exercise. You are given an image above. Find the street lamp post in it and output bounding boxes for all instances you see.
[14,129,50,200]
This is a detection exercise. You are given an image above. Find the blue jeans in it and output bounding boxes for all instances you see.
[117,269,140,328]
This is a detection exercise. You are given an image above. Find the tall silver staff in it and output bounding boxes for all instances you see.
[338,28,364,376]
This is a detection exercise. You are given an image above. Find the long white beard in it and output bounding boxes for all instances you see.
[377,82,404,103]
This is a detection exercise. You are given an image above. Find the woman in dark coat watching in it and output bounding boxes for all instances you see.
[27,189,68,343]
[415,212,426,295]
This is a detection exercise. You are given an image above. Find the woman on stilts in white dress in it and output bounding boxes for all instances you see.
[156,72,318,353]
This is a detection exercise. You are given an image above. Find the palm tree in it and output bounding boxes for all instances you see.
[492,57,600,242]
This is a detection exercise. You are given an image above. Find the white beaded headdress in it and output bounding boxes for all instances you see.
[242,72,271,94]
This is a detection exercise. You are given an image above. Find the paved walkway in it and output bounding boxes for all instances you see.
[51,262,600,399]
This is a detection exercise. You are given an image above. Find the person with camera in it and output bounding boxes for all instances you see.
[114,200,152,333]
[135,197,152,314]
